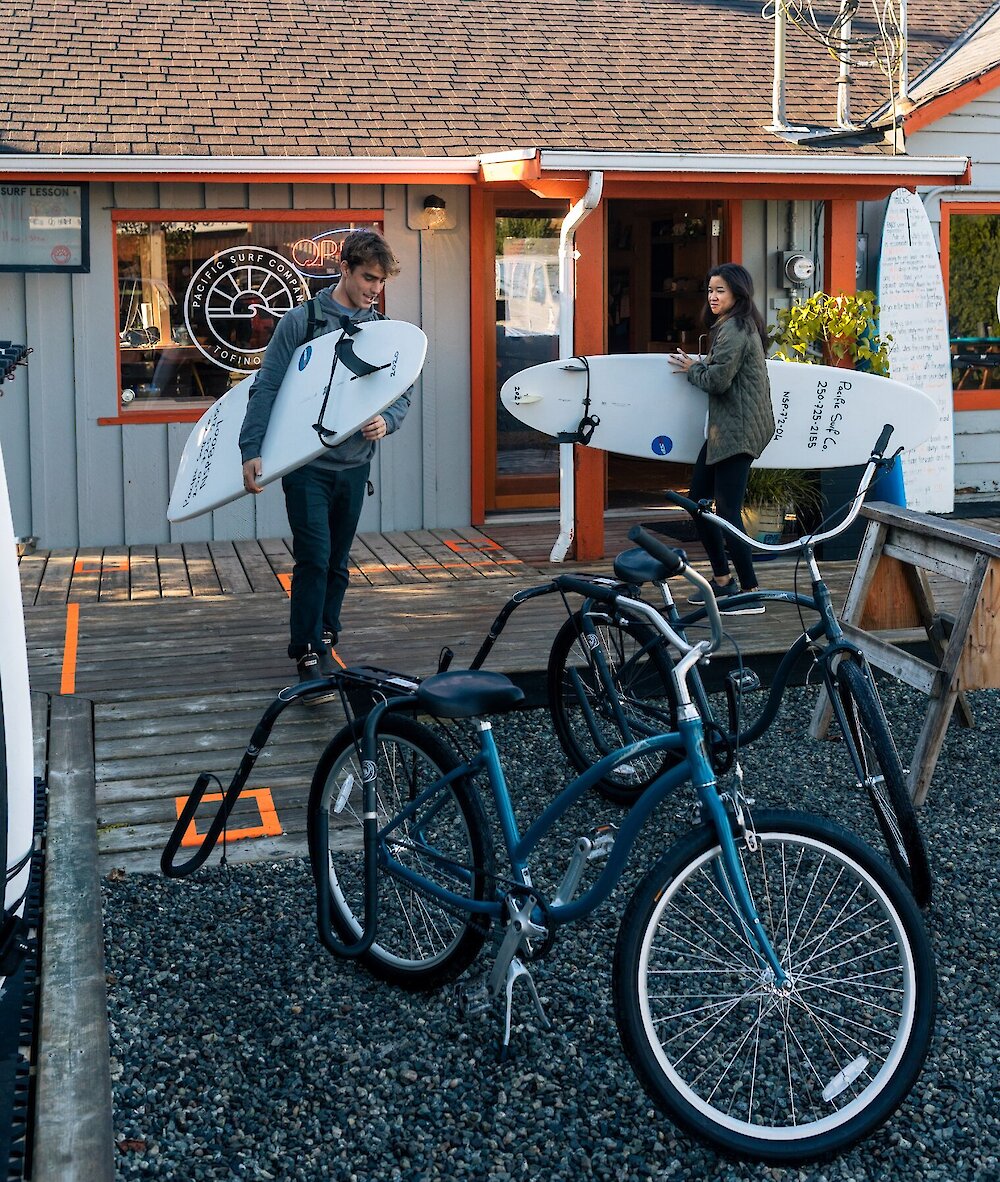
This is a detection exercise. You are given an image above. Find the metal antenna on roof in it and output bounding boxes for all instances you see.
[763,0,906,138]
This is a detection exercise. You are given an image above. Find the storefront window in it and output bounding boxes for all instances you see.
[113,215,381,417]
[946,208,1000,394]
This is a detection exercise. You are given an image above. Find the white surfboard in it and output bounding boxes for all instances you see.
[167,318,427,522]
[500,354,938,468]
[878,188,955,513]
[0,435,35,985]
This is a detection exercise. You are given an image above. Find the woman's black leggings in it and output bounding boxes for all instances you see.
[687,444,758,590]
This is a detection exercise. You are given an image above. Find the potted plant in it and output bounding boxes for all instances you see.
[765,290,895,555]
[743,466,824,542]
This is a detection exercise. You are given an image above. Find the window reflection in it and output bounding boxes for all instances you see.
[495,213,563,482]
[114,217,381,415]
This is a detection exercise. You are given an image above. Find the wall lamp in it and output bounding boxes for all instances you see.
[407,189,457,232]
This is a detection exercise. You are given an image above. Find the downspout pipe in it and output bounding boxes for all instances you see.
[550,170,604,563]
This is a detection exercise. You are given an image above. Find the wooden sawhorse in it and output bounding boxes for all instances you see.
[811,501,1000,806]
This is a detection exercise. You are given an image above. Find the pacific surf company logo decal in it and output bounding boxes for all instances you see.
[298,345,313,371]
[651,435,674,456]
[183,248,311,374]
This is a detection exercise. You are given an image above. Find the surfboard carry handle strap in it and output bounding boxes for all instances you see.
[556,355,601,446]
[312,315,393,448]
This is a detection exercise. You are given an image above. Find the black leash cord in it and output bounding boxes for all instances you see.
[556,355,600,445]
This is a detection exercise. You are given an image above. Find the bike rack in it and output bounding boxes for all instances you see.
[161,665,421,877]
[810,500,1000,805]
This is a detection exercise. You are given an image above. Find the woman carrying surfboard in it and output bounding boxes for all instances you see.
[668,262,774,614]
[239,229,411,695]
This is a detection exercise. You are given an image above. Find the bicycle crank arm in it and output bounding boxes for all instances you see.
[487,894,547,997]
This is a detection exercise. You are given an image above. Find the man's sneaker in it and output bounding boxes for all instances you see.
[319,632,340,677]
[296,650,339,703]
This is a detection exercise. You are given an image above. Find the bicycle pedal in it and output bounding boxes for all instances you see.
[456,977,492,1020]
[727,668,761,694]
[587,824,616,861]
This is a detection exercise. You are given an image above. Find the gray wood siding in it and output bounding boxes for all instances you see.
[3,178,475,547]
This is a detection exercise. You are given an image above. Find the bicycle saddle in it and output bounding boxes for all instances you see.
[613,545,686,587]
[415,670,525,718]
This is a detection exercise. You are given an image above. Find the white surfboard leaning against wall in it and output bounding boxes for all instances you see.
[500,354,938,468]
[167,318,427,523]
[878,187,955,513]
[0,435,35,985]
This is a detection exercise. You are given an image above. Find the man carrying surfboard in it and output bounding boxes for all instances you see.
[239,229,411,696]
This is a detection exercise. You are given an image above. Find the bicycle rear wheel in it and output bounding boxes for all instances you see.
[613,809,936,1165]
[307,714,494,989]
[547,609,678,806]
[833,658,932,907]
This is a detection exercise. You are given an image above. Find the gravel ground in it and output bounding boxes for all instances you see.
[104,681,1000,1182]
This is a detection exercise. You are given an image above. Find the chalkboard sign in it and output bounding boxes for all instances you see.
[0,183,89,272]
[878,187,954,514]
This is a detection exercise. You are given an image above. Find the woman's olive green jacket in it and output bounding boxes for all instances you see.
[684,317,775,463]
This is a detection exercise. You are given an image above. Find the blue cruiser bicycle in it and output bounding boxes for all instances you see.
[306,527,936,1165]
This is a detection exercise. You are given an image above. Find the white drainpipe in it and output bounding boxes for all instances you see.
[550,170,604,562]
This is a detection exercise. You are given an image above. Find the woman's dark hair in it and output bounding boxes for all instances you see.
[702,262,768,347]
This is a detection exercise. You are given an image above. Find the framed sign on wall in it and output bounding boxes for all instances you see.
[0,183,89,272]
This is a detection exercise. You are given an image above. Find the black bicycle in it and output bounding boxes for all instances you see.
[542,427,933,907]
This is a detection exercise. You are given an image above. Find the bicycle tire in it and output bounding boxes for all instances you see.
[834,658,932,907]
[612,809,936,1165]
[307,713,494,990]
[547,609,678,806]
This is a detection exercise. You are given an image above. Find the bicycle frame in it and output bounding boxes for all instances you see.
[350,593,789,984]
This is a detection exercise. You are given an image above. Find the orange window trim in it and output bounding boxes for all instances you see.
[940,201,1000,411]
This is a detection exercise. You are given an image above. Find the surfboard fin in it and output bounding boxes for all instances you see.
[334,335,391,381]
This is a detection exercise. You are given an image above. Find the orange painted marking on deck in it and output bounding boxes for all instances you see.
[60,602,79,695]
[278,573,292,595]
[443,538,503,554]
[74,557,128,574]
[175,786,282,847]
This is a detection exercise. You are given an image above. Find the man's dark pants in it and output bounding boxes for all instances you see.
[282,461,370,660]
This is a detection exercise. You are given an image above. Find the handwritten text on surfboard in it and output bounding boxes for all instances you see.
[772,377,850,452]
[179,402,226,508]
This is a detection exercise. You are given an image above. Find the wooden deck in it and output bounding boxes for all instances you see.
[21,514,997,876]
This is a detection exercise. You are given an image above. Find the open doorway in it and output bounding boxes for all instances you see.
[606,198,726,512]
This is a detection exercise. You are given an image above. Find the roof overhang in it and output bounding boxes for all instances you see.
[479,148,973,198]
[0,153,483,184]
[0,147,972,196]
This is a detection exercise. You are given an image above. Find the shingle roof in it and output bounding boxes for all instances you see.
[1,0,994,158]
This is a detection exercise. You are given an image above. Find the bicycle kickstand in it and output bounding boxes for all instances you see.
[455,892,551,1060]
[499,958,549,1063]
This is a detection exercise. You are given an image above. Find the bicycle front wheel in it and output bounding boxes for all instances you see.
[834,658,932,907]
[613,809,936,1165]
[547,609,678,806]
[307,714,494,990]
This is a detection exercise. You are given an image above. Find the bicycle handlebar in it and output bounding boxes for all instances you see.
[663,425,898,557]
